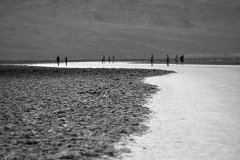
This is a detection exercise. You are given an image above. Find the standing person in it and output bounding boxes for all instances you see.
[108,56,111,63]
[175,55,179,65]
[180,54,184,64]
[166,55,170,66]
[102,55,105,63]
[56,56,60,66]
[112,56,115,63]
[150,54,154,66]
[65,56,68,66]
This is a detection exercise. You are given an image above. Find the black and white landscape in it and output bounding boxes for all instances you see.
[1,1,240,160]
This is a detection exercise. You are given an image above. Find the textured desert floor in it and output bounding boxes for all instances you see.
[0,65,170,159]
[29,62,240,160]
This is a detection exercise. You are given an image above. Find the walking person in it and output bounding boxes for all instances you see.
[108,56,111,63]
[56,56,60,66]
[175,55,179,65]
[65,56,68,66]
[166,55,170,66]
[150,54,154,66]
[180,54,184,64]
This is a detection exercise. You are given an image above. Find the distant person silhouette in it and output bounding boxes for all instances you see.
[65,56,68,66]
[150,54,154,66]
[175,55,179,65]
[180,54,184,64]
[102,55,105,63]
[108,56,111,63]
[166,55,170,66]
[56,56,60,66]
[112,56,115,63]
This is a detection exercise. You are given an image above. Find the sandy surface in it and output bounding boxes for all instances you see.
[26,62,240,159]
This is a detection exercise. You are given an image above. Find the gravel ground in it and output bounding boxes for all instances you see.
[0,65,172,160]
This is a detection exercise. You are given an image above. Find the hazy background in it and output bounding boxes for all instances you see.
[0,0,240,60]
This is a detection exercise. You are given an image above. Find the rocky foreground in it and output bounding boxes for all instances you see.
[0,65,172,160]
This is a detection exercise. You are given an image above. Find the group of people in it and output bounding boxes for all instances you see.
[56,56,68,66]
[102,55,115,63]
[56,54,184,66]
[151,54,185,66]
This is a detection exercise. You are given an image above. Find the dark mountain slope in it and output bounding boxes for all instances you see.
[0,0,240,60]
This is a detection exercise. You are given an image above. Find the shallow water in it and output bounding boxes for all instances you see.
[26,62,240,160]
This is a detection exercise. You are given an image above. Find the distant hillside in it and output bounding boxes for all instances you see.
[0,0,240,60]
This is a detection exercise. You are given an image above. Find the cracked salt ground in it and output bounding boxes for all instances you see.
[28,62,240,160]
[114,65,240,160]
